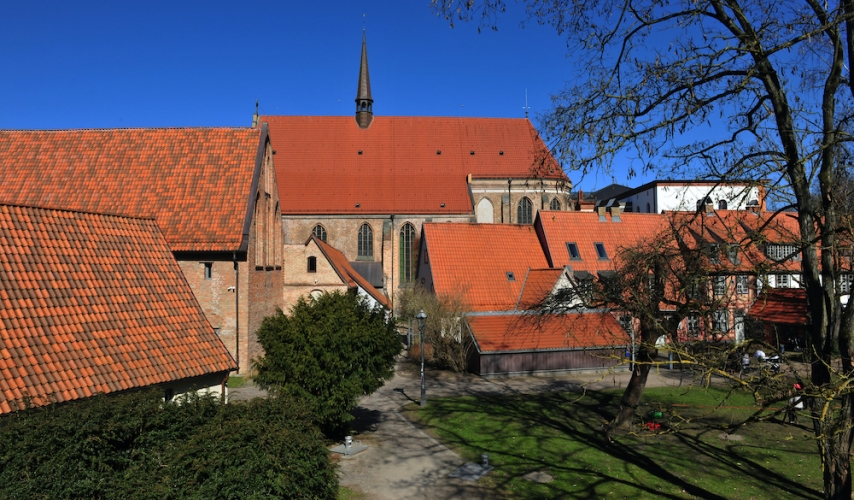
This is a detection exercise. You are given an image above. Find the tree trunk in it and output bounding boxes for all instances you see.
[814,394,854,500]
[608,340,656,432]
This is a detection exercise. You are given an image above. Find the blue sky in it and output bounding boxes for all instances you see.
[0,1,648,190]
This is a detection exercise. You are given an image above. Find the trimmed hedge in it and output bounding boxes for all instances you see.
[0,390,336,499]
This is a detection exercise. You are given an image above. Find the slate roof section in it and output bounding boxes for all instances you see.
[0,204,237,415]
[312,236,391,309]
[422,223,549,311]
[0,127,264,252]
[749,289,808,325]
[261,116,563,215]
[468,313,626,353]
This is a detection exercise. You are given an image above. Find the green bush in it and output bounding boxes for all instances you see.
[254,291,400,434]
[0,390,336,499]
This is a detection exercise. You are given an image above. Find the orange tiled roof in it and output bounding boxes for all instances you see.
[313,236,391,309]
[516,268,565,310]
[749,289,808,325]
[261,116,563,215]
[422,223,549,311]
[468,313,626,352]
[0,204,237,414]
[537,211,669,272]
[0,127,263,252]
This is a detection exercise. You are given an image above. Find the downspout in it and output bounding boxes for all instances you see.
[233,252,240,373]
[507,179,512,224]
[390,214,395,310]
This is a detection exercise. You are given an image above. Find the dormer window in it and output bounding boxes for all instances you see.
[594,242,608,260]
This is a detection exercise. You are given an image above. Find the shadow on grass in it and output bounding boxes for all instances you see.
[413,390,820,499]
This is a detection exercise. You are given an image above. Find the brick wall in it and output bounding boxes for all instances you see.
[282,214,469,310]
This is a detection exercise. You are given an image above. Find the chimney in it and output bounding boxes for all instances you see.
[610,203,623,219]
[705,201,715,214]
[597,205,607,221]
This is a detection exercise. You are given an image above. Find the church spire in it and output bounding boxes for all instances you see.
[355,29,373,129]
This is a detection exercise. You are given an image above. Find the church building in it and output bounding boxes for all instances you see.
[260,32,571,308]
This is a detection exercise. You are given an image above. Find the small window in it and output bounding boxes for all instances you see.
[204,262,212,280]
[713,310,729,332]
[777,273,791,288]
[550,198,561,210]
[736,275,749,294]
[713,276,727,296]
[718,200,728,210]
[566,242,581,260]
[517,197,533,224]
[686,314,700,335]
[840,274,854,294]
[307,256,317,273]
[646,202,651,213]
[312,224,327,242]
[424,250,429,264]
[506,272,516,281]
[594,243,608,260]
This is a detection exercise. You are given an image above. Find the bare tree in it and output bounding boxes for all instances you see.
[397,286,474,373]
[433,1,854,496]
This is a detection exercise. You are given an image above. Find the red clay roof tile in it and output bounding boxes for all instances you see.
[0,204,236,414]
[423,223,549,311]
[313,236,391,309]
[0,128,262,252]
[749,288,808,325]
[261,116,563,215]
[468,312,626,352]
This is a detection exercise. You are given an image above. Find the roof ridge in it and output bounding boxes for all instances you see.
[0,126,256,132]
[0,202,157,222]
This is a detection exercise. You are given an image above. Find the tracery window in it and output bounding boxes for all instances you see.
[358,223,373,259]
[312,224,327,242]
[399,223,416,284]
[549,198,561,210]
[517,197,533,224]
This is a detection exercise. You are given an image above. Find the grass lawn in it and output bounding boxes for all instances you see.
[226,375,246,388]
[410,386,821,499]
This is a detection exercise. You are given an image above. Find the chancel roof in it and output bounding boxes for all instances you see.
[261,116,563,215]
[0,204,237,414]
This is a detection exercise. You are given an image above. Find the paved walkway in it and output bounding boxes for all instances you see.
[335,361,693,500]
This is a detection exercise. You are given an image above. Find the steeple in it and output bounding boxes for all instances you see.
[355,30,373,129]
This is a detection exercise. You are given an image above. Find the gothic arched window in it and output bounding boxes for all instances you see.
[517,197,533,224]
[399,223,416,284]
[312,224,327,242]
[358,223,373,259]
[549,198,561,210]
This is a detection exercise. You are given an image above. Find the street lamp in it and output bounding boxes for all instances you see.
[416,309,427,407]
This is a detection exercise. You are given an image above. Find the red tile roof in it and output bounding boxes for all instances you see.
[422,223,549,311]
[260,116,563,215]
[313,236,391,309]
[516,268,565,310]
[537,211,669,272]
[749,289,808,325]
[468,313,626,352]
[0,128,263,252]
[0,204,237,414]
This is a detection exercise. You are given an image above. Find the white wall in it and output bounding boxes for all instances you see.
[619,183,761,213]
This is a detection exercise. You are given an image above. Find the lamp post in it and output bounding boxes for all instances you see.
[416,309,427,407]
